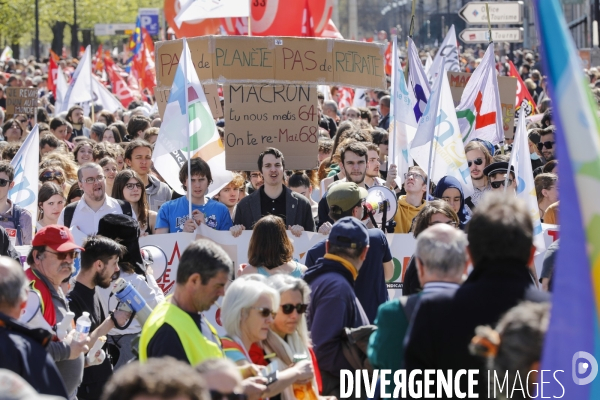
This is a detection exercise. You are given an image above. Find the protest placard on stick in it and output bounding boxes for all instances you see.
[224,83,319,171]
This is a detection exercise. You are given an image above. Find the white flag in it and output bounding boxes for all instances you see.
[424,53,433,75]
[175,0,250,28]
[389,36,417,185]
[54,66,68,115]
[0,46,12,61]
[410,71,474,197]
[153,39,231,196]
[9,125,39,229]
[455,44,504,145]
[92,78,123,113]
[428,25,460,84]
[408,38,431,124]
[508,110,545,251]
[352,88,367,108]
[60,46,93,113]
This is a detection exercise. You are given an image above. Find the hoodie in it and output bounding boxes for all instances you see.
[303,257,369,380]
[433,175,470,229]
[146,174,172,212]
[393,195,426,233]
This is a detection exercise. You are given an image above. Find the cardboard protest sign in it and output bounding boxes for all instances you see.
[5,88,37,116]
[224,83,319,171]
[155,36,387,89]
[447,71,518,139]
[154,83,222,119]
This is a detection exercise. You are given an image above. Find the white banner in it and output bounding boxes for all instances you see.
[140,224,559,335]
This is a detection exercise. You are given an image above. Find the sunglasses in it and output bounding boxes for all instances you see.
[537,141,555,151]
[210,391,247,400]
[0,178,11,187]
[125,183,142,190]
[467,158,483,167]
[250,307,276,318]
[281,303,308,315]
[45,249,76,260]
[381,141,389,145]
[40,171,64,181]
[491,179,513,189]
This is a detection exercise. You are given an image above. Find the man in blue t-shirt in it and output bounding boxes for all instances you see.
[155,158,232,233]
[305,182,393,323]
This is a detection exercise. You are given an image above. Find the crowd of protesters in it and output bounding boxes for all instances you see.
[0,37,565,400]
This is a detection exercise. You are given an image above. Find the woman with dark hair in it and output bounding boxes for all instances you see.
[49,118,75,151]
[108,122,127,144]
[2,118,24,142]
[73,139,94,166]
[97,110,115,126]
[238,215,307,278]
[403,200,461,295]
[112,170,156,235]
[100,125,122,143]
[99,157,118,196]
[66,182,84,204]
[288,171,319,224]
[37,182,65,230]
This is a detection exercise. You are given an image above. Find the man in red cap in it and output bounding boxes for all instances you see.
[26,225,129,400]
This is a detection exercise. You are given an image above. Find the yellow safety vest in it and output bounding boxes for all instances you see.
[139,296,223,365]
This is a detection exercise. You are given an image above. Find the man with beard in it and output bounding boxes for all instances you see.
[66,106,90,141]
[317,141,398,229]
[68,235,128,400]
[464,141,493,213]
[59,163,134,236]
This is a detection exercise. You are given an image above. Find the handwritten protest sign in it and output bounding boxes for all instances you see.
[154,83,223,120]
[155,36,386,90]
[224,83,319,170]
[447,71,518,139]
[6,88,37,116]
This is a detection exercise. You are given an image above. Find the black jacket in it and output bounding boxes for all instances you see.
[234,186,315,232]
[404,263,550,398]
[0,312,68,397]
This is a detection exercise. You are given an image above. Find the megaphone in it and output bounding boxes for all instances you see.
[140,245,168,281]
[363,186,398,230]
[111,278,153,329]
[19,290,54,333]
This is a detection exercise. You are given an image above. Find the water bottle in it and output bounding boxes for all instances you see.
[74,312,91,342]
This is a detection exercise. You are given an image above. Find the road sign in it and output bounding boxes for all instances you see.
[94,24,136,36]
[459,28,524,43]
[139,8,160,36]
[459,1,523,24]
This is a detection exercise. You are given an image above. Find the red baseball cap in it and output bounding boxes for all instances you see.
[32,225,84,252]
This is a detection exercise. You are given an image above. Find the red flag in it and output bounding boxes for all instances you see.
[384,41,392,76]
[105,61,135,108]
[93,44,104,73]
[338,87,354,108]
[48,55,58,95]
[508,60,538,116]
[78,46,85,58]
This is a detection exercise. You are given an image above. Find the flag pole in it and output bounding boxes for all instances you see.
[183,37,192,220]
[89,46,95,122]
[504,109,520,193]
[390,34,397,164]
[485,3,503,155]
[405,0,417,81]
[248,0,252,37]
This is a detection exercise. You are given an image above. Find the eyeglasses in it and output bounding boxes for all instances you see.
[467,158,483,167]
[430,220,457,227]
[404,172,425,182]
[210,390,247,400]
[125,183,142,190]
[491,179,513,189]
[82,175,105,184]
[537,141,555,151]
[281,303,308,315]
[249,307,276,318]
[45,249,76,260]
[40,171,64,182]
[0,178,11,187]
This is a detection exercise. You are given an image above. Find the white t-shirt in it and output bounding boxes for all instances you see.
[58,195,137,236]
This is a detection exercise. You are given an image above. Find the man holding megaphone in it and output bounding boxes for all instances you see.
[305,182,394,323]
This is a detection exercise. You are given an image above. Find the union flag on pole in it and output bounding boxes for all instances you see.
[508,60,538,117]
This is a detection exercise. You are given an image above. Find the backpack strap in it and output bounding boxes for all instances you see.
[465,196,475,211]
[116,199,133,218]
[11,204,22,246]
[63,201,78,228]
